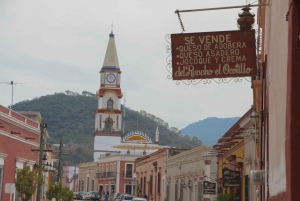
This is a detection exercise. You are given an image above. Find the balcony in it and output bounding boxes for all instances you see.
[123,171,133,178]
[96,171,117,179]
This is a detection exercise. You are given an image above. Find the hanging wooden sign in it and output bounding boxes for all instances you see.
[203,181,216,194]
[171,30,256,80]
[222,168,241,187]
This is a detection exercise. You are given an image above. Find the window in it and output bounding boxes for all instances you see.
[104,116,113,132]
[106,164,109,172]
[82,180,85,191]
[113,163,116,172]
[245,175,249,201]
[125,185,132,194]
[143,176,146,194]
[157,172,161,193]
[100,115,102,129]
[87,177,89,192]
[92,179,95,191]
[140,177,143,194]
[116,116,119,129]
[180,183,183,201]
[150,175,153,194]
[107,98,114,112]
[0,165,3,200]
[197,182,203,201]
[174,183,177,201]
[166,185,170,201]
[125,164,133,177]
[110,164,113,172]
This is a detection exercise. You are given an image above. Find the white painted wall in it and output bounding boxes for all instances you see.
[166,147,217,201]
[264,1,288,196]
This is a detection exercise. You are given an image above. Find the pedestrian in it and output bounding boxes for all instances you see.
[108,194,114,201]
[144,194,148,199]
[104,194,109,201]
[99,189,102,200]
[102,191,105,200]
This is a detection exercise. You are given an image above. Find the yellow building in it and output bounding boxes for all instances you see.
[215,109,255,201]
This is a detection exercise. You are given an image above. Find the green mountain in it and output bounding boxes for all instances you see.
[12,92,200,165]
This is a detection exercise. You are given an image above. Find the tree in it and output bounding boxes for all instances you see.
[215,193,236,201]
[184,135,191,140]
[14,166,44,201]
[192,136,203,146]
[45,182,73,201]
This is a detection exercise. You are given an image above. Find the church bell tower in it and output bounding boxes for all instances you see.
[94,31,123,160]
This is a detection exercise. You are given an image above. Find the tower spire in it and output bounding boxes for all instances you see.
[155,126,159,144]
[102,30,119,70]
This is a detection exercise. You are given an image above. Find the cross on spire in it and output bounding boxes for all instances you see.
[110,21,114,33]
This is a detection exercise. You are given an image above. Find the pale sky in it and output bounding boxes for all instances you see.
[0,0,256,129]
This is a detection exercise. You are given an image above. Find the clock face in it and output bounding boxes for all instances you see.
[106,73,116,83]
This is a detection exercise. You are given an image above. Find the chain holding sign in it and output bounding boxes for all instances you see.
[166,30,256,85]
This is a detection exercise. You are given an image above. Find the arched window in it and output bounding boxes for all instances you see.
[104,116,113,132]
[107,98,114,112]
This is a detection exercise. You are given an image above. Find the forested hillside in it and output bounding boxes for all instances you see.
[12,91,200,165]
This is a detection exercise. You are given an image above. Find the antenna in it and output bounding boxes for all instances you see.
[123,123,125,134]
[137,115,139,131]
[123,92,126,117]
[0,81,25,110]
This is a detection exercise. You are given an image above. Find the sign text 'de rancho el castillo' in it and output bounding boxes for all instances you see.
[171,30,256,80]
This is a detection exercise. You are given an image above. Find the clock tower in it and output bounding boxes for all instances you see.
[94,31,123,160]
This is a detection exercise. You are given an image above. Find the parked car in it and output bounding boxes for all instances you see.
[120,194,135,201]
[76,191,86,200]
[82,191,93,200]
[113,193,122,201]
[131,198,147,201]
[73,192,78,199]
[87,191,100,201]
[115,193,124,201]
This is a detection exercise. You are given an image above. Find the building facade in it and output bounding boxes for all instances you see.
[251,0,300,200]
[136,148,188,201]
[62,165,78,192]
[165,146,217,201]
[213,109,253,201]
[0,105,52,201]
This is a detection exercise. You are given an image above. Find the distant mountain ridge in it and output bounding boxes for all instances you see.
[180,117,240,145]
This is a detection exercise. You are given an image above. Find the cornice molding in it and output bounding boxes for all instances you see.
[0,113,40,135]
[16,157,27,163]
[26,160,36,165]
[0,153,8,158]
[165,146,211,162]
[0,131,39,147]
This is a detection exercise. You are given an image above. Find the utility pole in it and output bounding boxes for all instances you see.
[36,119,46,201]
[57,137,62,182]
[56,137,69,182]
